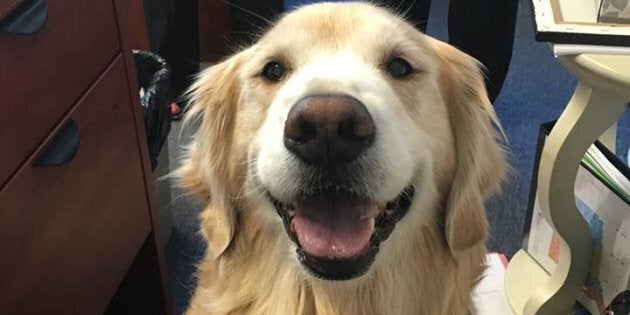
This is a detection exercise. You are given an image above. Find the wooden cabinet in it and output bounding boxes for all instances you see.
[0,0,120,185]
[0,0,24,21]
[0,1,169,314]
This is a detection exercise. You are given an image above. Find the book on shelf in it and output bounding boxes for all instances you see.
[523,121,630,314]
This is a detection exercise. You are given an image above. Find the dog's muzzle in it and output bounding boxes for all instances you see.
[265,94,415,280]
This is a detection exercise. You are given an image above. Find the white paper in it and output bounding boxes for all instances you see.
[526,165,630,314]
[471,253,513,315]
[557,0,601,23]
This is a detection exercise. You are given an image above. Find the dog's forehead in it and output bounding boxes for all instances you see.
[258,3,410,54]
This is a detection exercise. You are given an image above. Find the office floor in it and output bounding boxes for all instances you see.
[163,1,630,314]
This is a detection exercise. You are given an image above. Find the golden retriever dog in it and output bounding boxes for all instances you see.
[177,2,506,314]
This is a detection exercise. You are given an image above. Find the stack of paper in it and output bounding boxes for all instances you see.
[526,139,630,314]
[472,253,513,315]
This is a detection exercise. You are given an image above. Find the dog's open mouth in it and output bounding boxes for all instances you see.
[268,185,414,280]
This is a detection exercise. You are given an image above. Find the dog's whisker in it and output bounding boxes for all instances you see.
[174,276,189,290]
[233,182,265,202]
[231,30,265,38]
[179,250,206,261]
[229,155,288,202]
[221,0,274,27]
[167,190,200,207]
[263,2,282,17]
[235,154,291,167]
[400,0,417,19]
[232,174,268,202]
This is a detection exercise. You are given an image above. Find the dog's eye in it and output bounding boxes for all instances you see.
[261,61,285,81]
[386,57,414,78]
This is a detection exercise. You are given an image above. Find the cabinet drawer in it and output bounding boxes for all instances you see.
[0,0,22,20]
[0,57,151,315]
[0,0,120,185]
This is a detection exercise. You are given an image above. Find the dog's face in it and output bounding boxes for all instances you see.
[181,3,505,282]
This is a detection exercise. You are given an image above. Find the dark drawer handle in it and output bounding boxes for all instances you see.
[1,0,48,35]
[32,119,80,167]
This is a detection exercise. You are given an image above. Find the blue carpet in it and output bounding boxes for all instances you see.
[164,1,629,314]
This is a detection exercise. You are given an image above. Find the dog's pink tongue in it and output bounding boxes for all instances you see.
[292,191,376,259]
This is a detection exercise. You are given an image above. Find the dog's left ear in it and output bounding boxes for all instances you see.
[431,39,507,256]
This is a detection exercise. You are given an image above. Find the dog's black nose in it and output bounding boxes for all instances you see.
[284,94,375,166]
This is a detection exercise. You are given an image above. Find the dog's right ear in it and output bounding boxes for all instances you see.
[176,54,244,259]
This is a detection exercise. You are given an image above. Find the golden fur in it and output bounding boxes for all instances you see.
[177,3,507,314]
